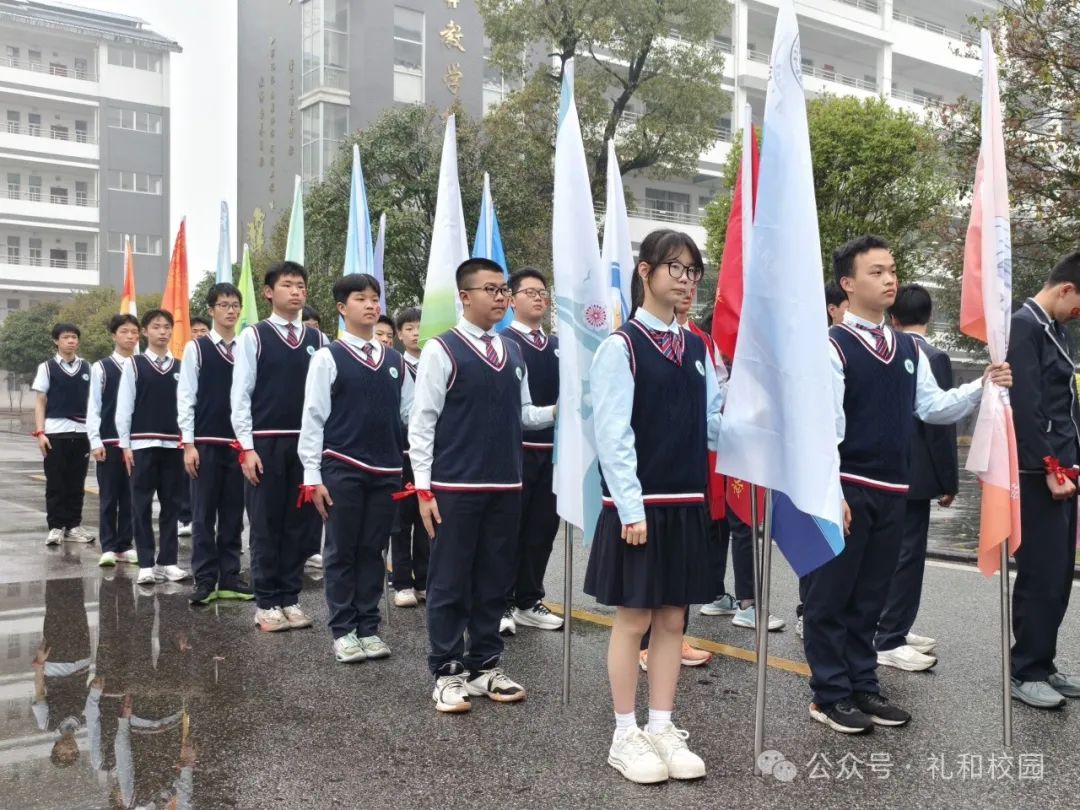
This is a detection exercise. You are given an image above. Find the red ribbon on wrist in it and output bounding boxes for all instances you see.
[392,482,434,502]
[296,485,318,508]
[228,440,247,465]
[31,430,44,437]
[1043,456,1078,485]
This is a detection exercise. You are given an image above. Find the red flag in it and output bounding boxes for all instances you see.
[120,236,137,317]
[711,125,760,360]
[161,218,191,357]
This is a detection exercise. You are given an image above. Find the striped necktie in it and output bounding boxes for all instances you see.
[530,329,544,348]
[479,334,499,364]
[360,343,376,368]
[221,341,234,362]
[856,323,889,360]
[646,327,684,366]
[285,323,299,347]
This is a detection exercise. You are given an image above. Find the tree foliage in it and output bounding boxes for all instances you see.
[0,302,61,383]
[55,290,161,361]
[935,0,1080,327]
[703,96,953,292]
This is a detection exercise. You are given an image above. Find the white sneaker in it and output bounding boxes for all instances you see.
[608,728,668,784]
[45,528,64,546]
[177,522,192,537]
[136,567,159,585]
[282,604,313,629]
[98,551,117,567]
[254,607,290,632]
[433,673,471,713]
[416,590,426,602]
[906,632,937,655]
[155,564,191,582]
[118,549,140,564]
[732,605,786,631]
[465,667,526,702]
[333,631,367,663]
[877,644,937,672]
[646,722,706,780]
[699,594,738,616]
[513,602,564,630]
[499,608,517,636]
[394,588,418,607]
[305,554,324,569]
[357,635,391,659]
[796,616,804,639]
[65,525,96,543]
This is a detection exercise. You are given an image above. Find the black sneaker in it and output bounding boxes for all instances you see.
[809,699,874,734]
[189,581,217,606]
[216,579,255,601]
[853,691,911,727]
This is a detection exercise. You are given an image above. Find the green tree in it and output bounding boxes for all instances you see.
[479,0,731,198]
[0,301,61,384]
[936,0,1079,326]
[703,96,953,292]
[56,290,166,361]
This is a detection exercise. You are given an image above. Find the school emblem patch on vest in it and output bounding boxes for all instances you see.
[904,359,915,374]
[389,366,399,379]
[695,360,705,376]
[307,345,316,355]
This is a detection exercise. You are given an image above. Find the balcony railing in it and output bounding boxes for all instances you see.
[891,88,945,108]
[619,110,732,143]
[747,50,877,92]
[3,122,96,145]
[836,0,879,12]
[1,254,97,271]
[3,189,98,207]
[0,55,96,81]
[893,11,978,47]
[593,202,703,227]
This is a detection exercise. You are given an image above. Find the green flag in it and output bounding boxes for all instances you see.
[285,174,304,264]
[238,242,259,332]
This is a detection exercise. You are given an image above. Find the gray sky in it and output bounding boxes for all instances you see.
[88,0,237,283]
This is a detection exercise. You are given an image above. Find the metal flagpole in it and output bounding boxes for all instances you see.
[750,486,761,617]
[1000,543,1012,746]
[753,490,774,776]
[382,548,391,627]
[562,522,573,705]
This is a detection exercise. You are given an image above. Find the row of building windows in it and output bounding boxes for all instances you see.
[5,235,90,269]
[106,46,162,73]
[3,44,91,79]
[106,232,162,256]
[5,109,90,141]
[106,170,162,195]
[106,107,162,133]
[5,173,90,206]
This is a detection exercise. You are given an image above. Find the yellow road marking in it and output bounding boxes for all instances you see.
[30,474,99,496]
[545,601,811,677]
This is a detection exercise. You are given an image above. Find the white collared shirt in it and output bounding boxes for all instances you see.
[178,329,237,444]
[829,310,982,442]
[230,313,322,449]
[407,317,556,490]
[298,331,415,485]
[32,354,88,434]
[116,348,180,450]
[87,352,132,449]
[509,319,545,341]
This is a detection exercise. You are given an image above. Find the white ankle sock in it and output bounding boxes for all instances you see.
[646,708,672,734]
[613,711,637,738]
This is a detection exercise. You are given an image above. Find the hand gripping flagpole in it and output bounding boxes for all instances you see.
[753,490,774,775]
[562,521,572,705]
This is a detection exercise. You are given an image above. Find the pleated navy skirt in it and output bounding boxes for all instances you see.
[584,504,714,608]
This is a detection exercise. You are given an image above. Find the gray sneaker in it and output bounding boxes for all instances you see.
[699,594,738,616]
[1011,678,1066,709]
[1048,672,1080,699]
[357,635,391,659]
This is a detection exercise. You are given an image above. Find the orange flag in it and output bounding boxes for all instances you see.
[120,236,138,316]
[960,32,1021,576]
[161,218,191,357]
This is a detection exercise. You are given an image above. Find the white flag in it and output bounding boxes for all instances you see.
[601,139,634,328]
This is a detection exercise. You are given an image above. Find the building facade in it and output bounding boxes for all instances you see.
[0,0,179,322]
[238,0,994,260]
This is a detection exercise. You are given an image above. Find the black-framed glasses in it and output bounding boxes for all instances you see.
[214,302,241,311]
[664,261,704,282]
[464,284,512,299]
[515,288,550,300]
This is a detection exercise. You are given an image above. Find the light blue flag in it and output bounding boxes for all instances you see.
[373,211,387,305]
[472,173,513,331]
[343,144,377,331]
[714,0,844,576]
[551,59,610,545]
[215,201,231,284]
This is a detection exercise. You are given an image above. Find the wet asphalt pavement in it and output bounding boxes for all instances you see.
[2,432,1080,810]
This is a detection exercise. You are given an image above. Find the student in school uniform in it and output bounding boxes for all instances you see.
[408,257,555,713]
[390,306,428,608]
[32,322,94,546]
[875,284,957,672]
[301,305,328,572]
[299,273,414,662]
[374,315,395,349]
[89,314,140,567]
[177,282,253,606]
[176,317,210,540]
[115,309,191,587]
[803,235,1010,735]
[585,229,720,784]
[231,260,327,633]
[1006,251,1080,710]
[498,267,563,634]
